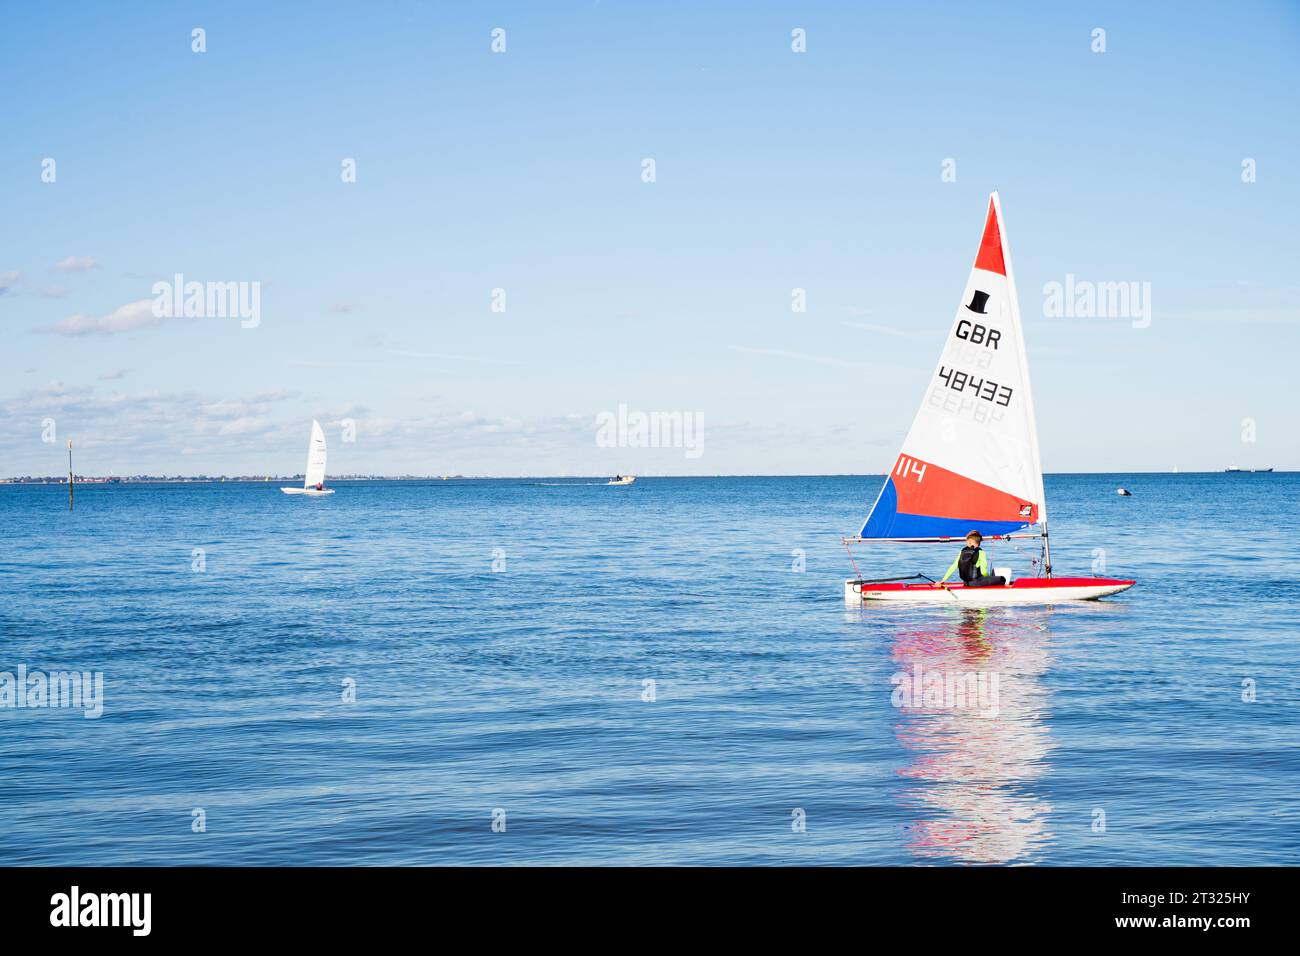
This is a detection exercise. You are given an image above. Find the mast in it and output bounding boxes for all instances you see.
[67,440,74,511]
[991,192,1050,577]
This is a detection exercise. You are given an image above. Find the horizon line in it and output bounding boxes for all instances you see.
[1,470,1287,484]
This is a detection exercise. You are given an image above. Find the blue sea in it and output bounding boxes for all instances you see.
[0,474,1296,866]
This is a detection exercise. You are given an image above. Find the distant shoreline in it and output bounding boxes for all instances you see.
[1,471,1288,485]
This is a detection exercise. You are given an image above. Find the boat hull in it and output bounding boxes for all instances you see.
[280,487,335,496]
[607,477,636,485]
[845,576,1135,605]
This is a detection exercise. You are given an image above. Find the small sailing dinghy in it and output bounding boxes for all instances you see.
[281,420,335,496]
[843,193,1133,605]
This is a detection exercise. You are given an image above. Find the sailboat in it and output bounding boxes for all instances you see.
[280,420,335,496]
[843,193,1134,605]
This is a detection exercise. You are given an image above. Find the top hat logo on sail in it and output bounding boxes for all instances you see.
[966,290,990,314]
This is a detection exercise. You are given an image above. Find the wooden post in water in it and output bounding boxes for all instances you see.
[68,439,74,511]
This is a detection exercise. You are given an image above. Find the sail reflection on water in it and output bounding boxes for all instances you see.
[886,606,1054,864]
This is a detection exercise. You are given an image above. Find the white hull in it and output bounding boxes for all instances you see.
[845,578,1134,605]
[608,477,636,485]
[281,487,335,496]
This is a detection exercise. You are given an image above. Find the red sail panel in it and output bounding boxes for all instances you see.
[973,198,1006,276]
[890,455,1036,524]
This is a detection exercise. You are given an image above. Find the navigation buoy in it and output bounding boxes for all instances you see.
[1116,488,1132,496]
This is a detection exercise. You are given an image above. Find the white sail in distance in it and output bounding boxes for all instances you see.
[303,419,327,489]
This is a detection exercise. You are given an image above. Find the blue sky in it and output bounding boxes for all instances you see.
[1,1,1297,476]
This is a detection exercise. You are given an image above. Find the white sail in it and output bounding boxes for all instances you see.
[858,192,1045,540]
[303,419,327,489]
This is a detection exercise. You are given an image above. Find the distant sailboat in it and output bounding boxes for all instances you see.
[843,193,1134,604]
[281,420,335,496]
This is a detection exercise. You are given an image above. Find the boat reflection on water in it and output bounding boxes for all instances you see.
[885,606,1055,864]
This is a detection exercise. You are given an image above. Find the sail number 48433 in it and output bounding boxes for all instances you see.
[938,366,1012,406]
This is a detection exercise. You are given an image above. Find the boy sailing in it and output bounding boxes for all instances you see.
[939,530,1007,588]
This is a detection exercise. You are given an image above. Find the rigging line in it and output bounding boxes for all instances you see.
[996,534,1047,577]
[842,539,863,581]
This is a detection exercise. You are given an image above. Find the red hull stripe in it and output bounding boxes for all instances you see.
[973,198,1006,276]
[891,454,1037,525]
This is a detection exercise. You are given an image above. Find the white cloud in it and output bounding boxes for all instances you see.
[51,256,99,273]
[1165,308,1300,325]
[729,344,877,369]
[217,416,274,436]
[0,383,300,470]
[387,349,526,365]
[285,357,379,368]
[0,270,21,295]
[841,320,927,339]
[98,369,129,381]
[0,381,839,478]
[37,299,163,336]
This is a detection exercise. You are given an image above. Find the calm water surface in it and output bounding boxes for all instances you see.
[0,474,1296,865]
